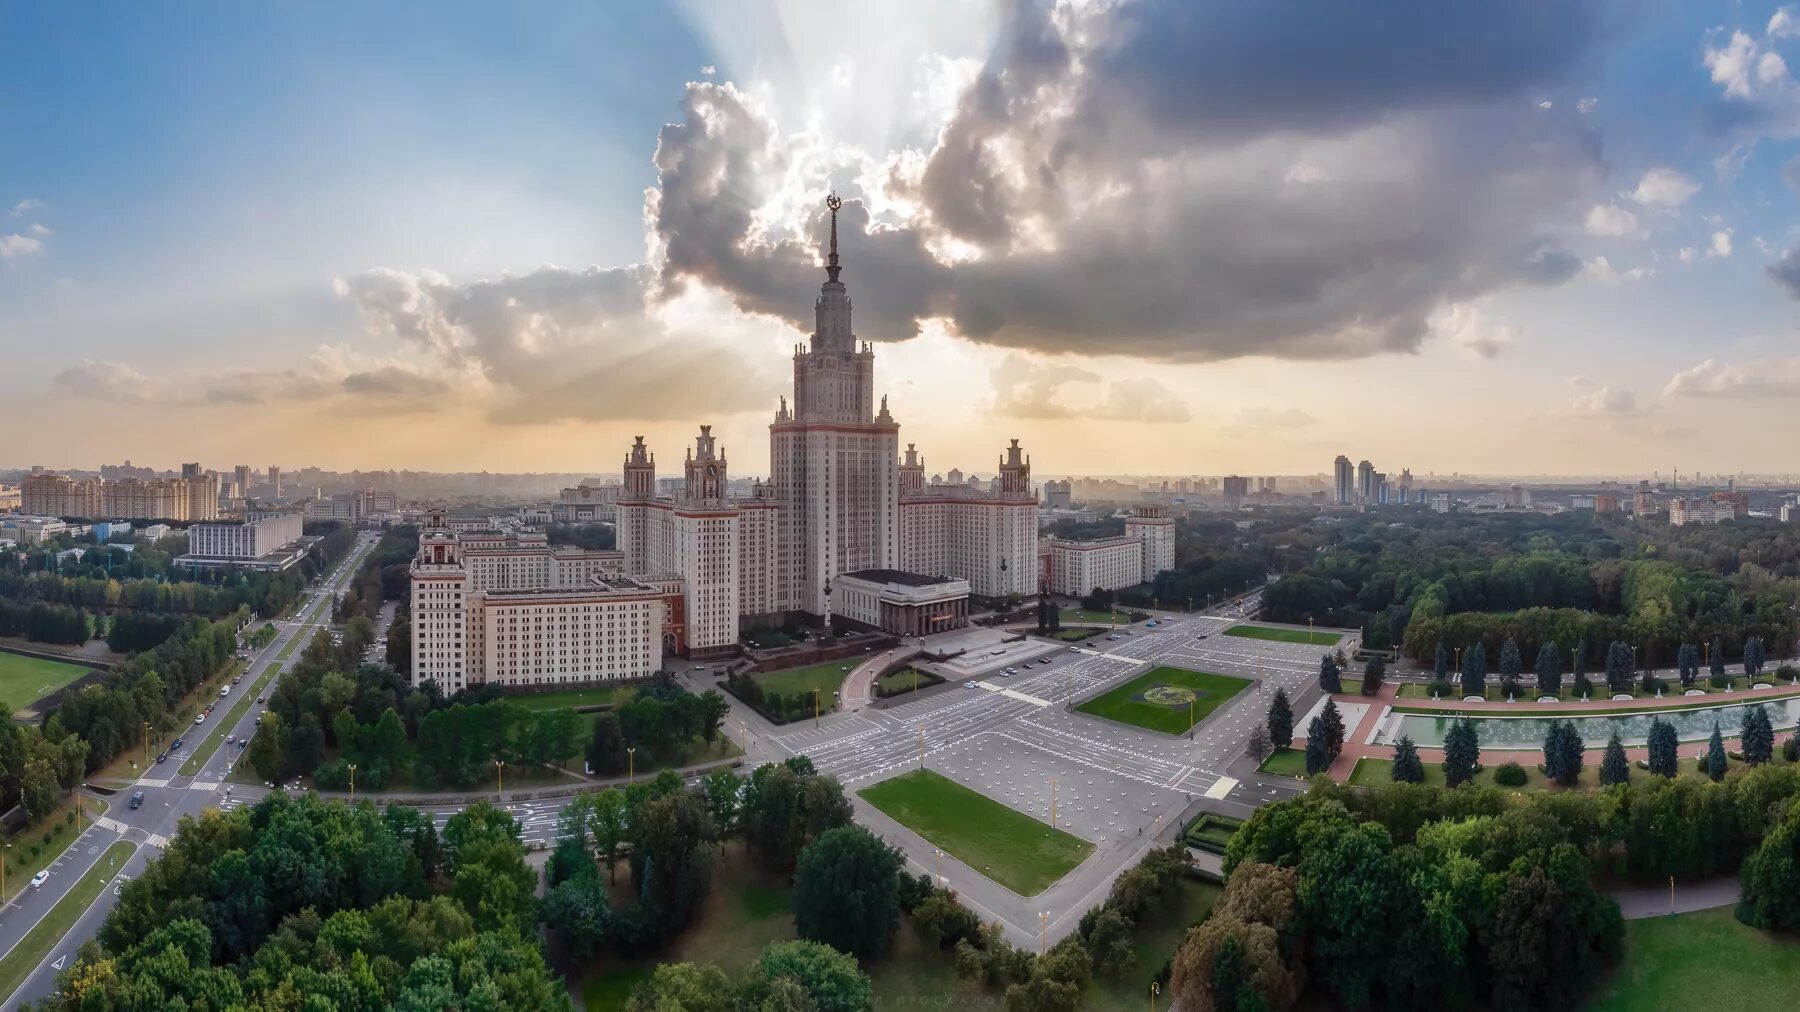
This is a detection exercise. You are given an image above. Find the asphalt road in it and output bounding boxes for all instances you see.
[0,532,380,1011]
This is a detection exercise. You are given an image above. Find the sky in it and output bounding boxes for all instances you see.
[9,1,1800,479]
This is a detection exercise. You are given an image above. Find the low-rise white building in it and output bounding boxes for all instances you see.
[832,569,971,636]
[176,512,308,571]
[1043,507,1177,596]
[0,516,67,544]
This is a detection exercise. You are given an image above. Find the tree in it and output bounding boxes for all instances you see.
[1745,636,1766,677]
[1266,689,1294,751]
[1600,732,1630,787]
[246,712,283,783]
[1443,717,1480,788]
[1740,799,1800,931]
[792,826,903,960]
[587,788,629,884]
[1460,642,1487,697]
[1499,638,1522,681]
[1676,642,1697,688]
[1741,705,1775,766]
[625,962,735,1012]
[1704,723,1727,782]
[1646,717,1678,778]
[750,940,872,1012]
[1542,720,1583,787]
[1485,851,1623,1012]
[586,711,628,777]
[1245,723,1272,763]
[1534,640,1561,696]
[1319,699,1346,758]
[1710,636,1726,677]
[1433,641,1450,682]
[1390,735,1424,783]
[1360,656,1384,696]
[1303,718,1331,776]
[1318,654,1341,694]
[1605,641,1633,695]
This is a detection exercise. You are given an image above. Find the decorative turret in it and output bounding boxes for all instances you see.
[683,425,728,503]
[623,436,656,499]
[997,439,1032,497]
[900,443,925,494]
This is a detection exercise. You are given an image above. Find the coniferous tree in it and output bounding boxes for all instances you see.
[1745,636,1765,677]
[1499,638,1522,681]
[1676,643,1697,688]
[1304,716,1332,776]
[1705,723,1728,782]
[1600,731,1630,786]
[1742,705,1775,766]
[1318,654,1341,694]
[1534,641,1561,696]
[1443,717,1480,787]
[1542,720,1584,787]
[1646,717,1679,778]
[1361,656,1384,696]
[1434,641,1450,682]
[1603,641,1633,694]
[1266,689,1294,751]
[1461,643,1488,698]
[1710,636,1726,677]
[1319,699,1346,758]
[1390,735,1424,783]
[1246,723,1273,763]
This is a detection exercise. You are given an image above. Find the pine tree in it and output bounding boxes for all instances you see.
[1499,638,1522,681]
[1461,642,1488,698]
[1745,636,1765,677]
[1434,641,1450,682]
[1705,723,1728,782]
[1710,636,1726,677]
[1534,640,1561,696]
[1742,705,1774,766]
[1605,640,1633,694]
[1443,717,1481,788]
[1318,653,1341,694]
[1361,656,1385,696]
[1246,722,1273,763]
[1647,717,1679,778]
[1573,638,1587,685]
[1304,716,1331,776]
[1320,699,1346,758]
[1391,735,1425,783]
[1542,720,1583,786]
[1600,732,1630,786]
[1677,643,1697,687]
[1266,689,1294,751]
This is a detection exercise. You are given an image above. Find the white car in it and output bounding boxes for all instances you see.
[194,713,206,724]
[30,870,49,889]
[963,681,978,688]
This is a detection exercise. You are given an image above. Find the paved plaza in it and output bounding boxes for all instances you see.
[759,602,1349,947]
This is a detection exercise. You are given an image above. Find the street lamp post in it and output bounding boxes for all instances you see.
[1150,981,1161,1012]
[918,725,927,769]
[348,764,357,803]
[1050,777,1058,828]
[813,688,820,728]
[143,720,151,771]
[934,847,942,885]
[627,747,637,785]
[1039,911,1049,955]
[495,759,505,798]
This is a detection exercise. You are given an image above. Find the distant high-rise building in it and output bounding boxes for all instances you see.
[1223,475,1249,509]
[1356,460,1375,504]
[1042,479,1073,509]
[269,465,283,498]
[1333,455,1353,505]
[1398,468,1413,503]
[181,462,201,478]
[234,464,251,497]
[1633,480,1655,519]
[1709,491,1749,517]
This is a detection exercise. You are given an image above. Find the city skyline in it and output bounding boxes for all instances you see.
[12,3,1800,474]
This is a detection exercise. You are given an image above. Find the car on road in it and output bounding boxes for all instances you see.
[1196,634,1209,640]
[227,735,236,746]
[1107,634,1122,641]
[237,740,247,751]
[194,713,206,724]
[226,762,235,775]
[1146,620,1159,628]
[963,681,978,688]
[154,752,167,764]
[129,790,145,809]
[255,695,265,703]
[30,870,49,889]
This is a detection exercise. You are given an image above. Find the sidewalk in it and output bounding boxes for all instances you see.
[1609,876,1739,919]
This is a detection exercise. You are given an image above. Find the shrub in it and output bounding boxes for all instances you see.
[1493,762,1528,787]
[1785,736,1800,763]
[1425,680,1456,699]
[1779,665,1799,683]
[1710,674,1733,690]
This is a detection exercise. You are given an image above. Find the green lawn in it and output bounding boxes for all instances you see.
[859,769,1094,896]
[874,666,943,697]
[1077,667,1252,735]
[1045,626,1109,642]
[1223,624,1341,646]
[750,659,858,703]
[1348,756,1604,792]
[1588,907,1800,1011]
[1060,608,1132,625]
[511,685,634,711]
[0,840,134,1000]
[0,651,91,713]
[1257,748,1309,777]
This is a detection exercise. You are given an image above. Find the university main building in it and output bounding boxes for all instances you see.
[410,197,1045,692]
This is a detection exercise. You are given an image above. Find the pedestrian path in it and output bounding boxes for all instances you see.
[975,680,1051,707]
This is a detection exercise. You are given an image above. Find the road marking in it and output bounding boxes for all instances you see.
[136,778,169,788]
[188,781,222,792]
[972,681,1051,707]
[146,834,170,849]
[51,955,65,970]
[1204,776,1238,799]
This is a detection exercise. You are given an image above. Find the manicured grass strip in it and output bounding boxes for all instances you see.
[1077,667,1252,735]
[1222,624,1341,646]
[751,660,857,702]
[1044,626,1109,642]
[180,662,281,776]
[1060,608,1133,625]
[0,652,91,714]
[859,769,1093,896]
[511,685,634,711]
[1348,757,1609,792]
[1588,907,1800,1011]
[0,840,135,1003]
[1257,748,1308,777]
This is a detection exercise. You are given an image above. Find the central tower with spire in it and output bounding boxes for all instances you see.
[769,193,900,615]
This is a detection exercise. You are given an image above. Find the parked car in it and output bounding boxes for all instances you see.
[31,870,49,889]
[227,735,236,746]
[255,696,265,704]
[154,753,167,764]
[171,738,184,750]
[1146,620,1159,628]
[129,791,145,810]
[194,713,205,725]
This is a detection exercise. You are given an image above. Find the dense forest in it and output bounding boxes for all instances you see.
[1260,511,1800,665]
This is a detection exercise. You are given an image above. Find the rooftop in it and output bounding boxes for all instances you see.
[840,568,958,588]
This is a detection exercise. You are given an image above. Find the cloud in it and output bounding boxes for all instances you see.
[1435,303,1519,358]
[1678,246,1698,263]
[1577,96,1599,113]
[7,199,40,217]
[1625,168,1699,207]
[1710,229,1734,257]
[1706,30,1789,98]
[1664,356,1800,397]
[1570,384,1637,414]
[0,233,44,258]
[1766,247,1800,298]
[989,354,1190,422]
[1584,203,1640,237]
[1584,256,1651,284]
[53,360,153,403]
[646,2,1602,363]
[49,352,441,413]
